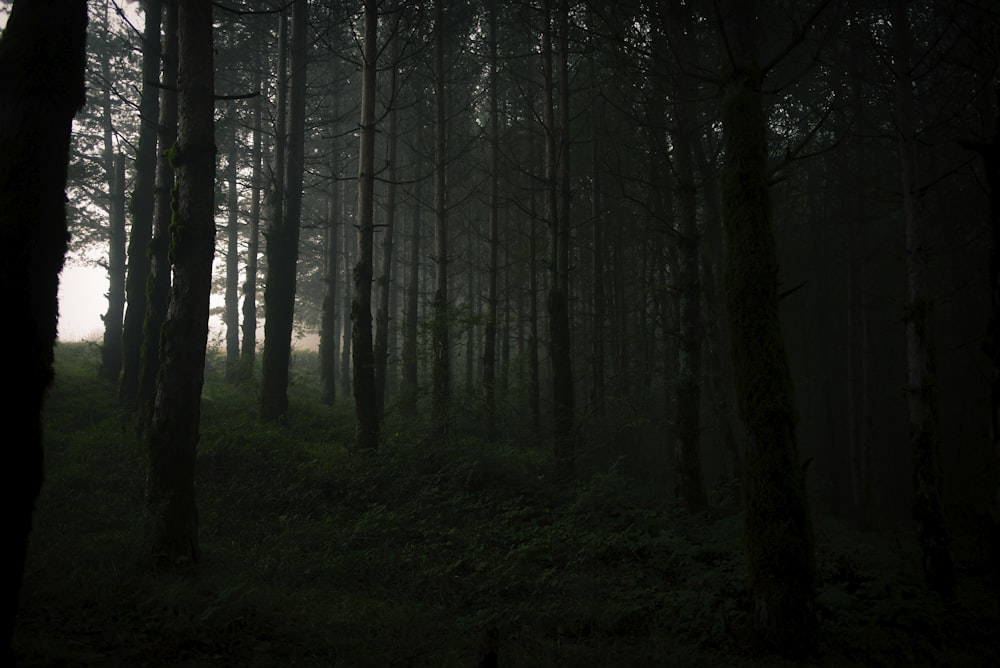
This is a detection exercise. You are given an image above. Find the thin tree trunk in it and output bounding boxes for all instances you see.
[261,0,307,422]
[145,0,215,564]
[669,2,707,513]
[431,0,451,435]
[481,0,500,438]
[240,29,263,382]
[341,184,354,399]
[543,0,574,474]
[320,157,340,405]
[719,0,817,655]
[892,0,954,598]
[400,151,422,414]
[101,153,127,382]
[0,0,87,651]
[138,0,178,438]
[354,0,380,450]
[374,32,398,418]
[120,0,162,408]
[225,112,240,381]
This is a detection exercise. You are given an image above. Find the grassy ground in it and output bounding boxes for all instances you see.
[12,343,1000,666]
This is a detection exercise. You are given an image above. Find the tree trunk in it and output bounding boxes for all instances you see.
[138,0,178,438]
[341,187,354,399]
[145,0,215,564]
[482,0,500,439]
[431,0,451,435]
[225,112,240,381]
[354,0,380,450]
[374,32,398,418]
[261,0,307,423]
[668,2,707,513]
[319,155,340,405]
[101,153,127,382]
[240,27,263,383]
[120,0,162,408]
[400,153,422,414]
[543,0,574,474]
[0,0,87,652]
[719,0,817,656]
[892,0,954,598]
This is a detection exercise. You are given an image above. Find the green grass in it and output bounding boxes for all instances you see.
[12,343,1000,666]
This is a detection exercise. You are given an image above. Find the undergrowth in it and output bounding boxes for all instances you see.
[12,343,999,666]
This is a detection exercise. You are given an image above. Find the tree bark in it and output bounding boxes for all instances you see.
[145,0,215,565]
[138,0,178,438]
[120,0,163,408]
[240,27,263,383]
[0,0,87,653]
[354,0,380,450]
[319,155,340,405]
[719,0,817,656]
[431,0,451,436]
[374,31,399,419]
[225,111,240,381]
[892,0,954,598]
[482,0,500,440]
[261,0,307,423]
[101,153,127,382]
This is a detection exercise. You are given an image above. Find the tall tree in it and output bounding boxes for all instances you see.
[137,0,178,437]
[718,0,817,656]
[431,0,451,435]
[224,108,240,381]
[543,0,574,474]
[144,0,215,564]
[101,152,127,381]
[261,0,308,422]
[482,0,500,440]
[240,25,263,383]
[666,1,708,513]
[0,0,87,652]
[891,0,954,598]
[374,24,399,419]
[120,0,162,408]
[353,0,380,450]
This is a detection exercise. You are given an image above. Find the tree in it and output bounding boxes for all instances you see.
[482,0,500,440]
[137,0,178,438]
[718,0,818,656]
[119,0,162,409]
[431,0,450,435]
[144,0,215,564]
[891,0,954,599]
[0,0,87,652]
[100,152,126,381]
[261,0,308,422]
[354,0,380,450]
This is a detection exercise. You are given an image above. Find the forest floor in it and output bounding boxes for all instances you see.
[11,343,1000,667]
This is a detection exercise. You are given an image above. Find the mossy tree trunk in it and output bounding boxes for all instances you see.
[354,0,380,451]
[0,0,87,653]
[138,0,178,438]
[719,0,817,656]
[120,0,162,409]
[145,0,215,565]
[892,0,954,599]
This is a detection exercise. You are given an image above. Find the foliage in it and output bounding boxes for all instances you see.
[12,343,1000,666]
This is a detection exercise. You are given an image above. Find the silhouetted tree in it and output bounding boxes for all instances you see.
[0,0,87,653]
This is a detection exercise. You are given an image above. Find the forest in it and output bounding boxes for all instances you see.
[1,0,999,665]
